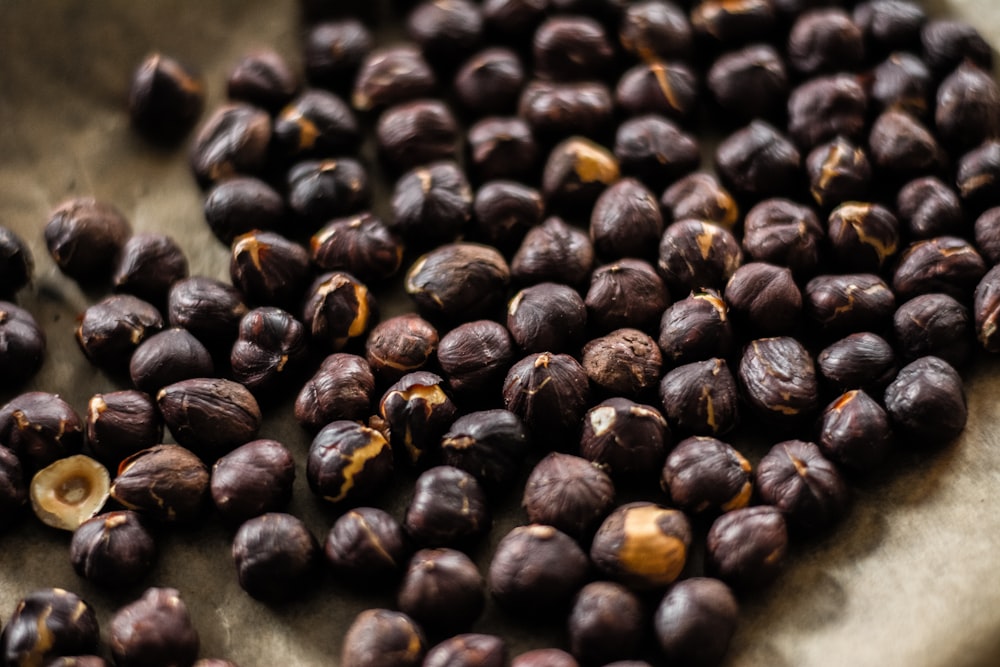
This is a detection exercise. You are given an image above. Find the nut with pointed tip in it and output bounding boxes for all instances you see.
[522,453,615,541]
[0,392,84,472]
[128,53,205,142]
[76,295,164,370]
[406,243,509,321]
[405,466,490,548]
[365,315,438,384]
[190,103,271,187]
[273,90,358,159]
[86,390,163,469]
[662,436,752,515]
[488,524,589,615]
[210,439,295,524]
[379,372,457,465]
[580,398,668,478]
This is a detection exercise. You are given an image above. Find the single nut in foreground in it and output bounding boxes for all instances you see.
[294,353,376,432]
[30,455,110,531]
[661,436,753,516]
[110,445,209,523]
[657,289,733,366]
[109,587,199,667]
[883,356,967,446]
[232,512,320,602]
[325,507,409,585]
[0,301,45,387]
[654,577,739,667]
[364,314,438,384]
[738,337,819,423]
[167,276,249,351]
[210,439,295,525]
[0,391,84,472]
[128,53,205,142]
[157,378,262,461]
[437,320,515,395]
[129,328,215,395]
[581,328,663,397]
[659,358,740,437]
[657,220,742,298]
[44,197,132,283]
[522,452,615,541]
[397,548,486,636]
[567,581,645,666]
[404,466,490,548]
[580,398,669,478]
[307,420,393,505]
[340,609,426,667]
[75,294,164,371]
[230,306,308,393]
[502,352,590,446]
[112,233,190,304]
[818,389,893,472]
[405,242,510,321]
[0,588,100,667]
[756,440,849,533]
[440,409,529,490]
[590,502,692,591]
[229,230,311,309]
[70,510,157,589]
[189,103,271,187]
[706,506,788,590]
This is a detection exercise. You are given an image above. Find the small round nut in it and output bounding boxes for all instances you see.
[30,455,110,531]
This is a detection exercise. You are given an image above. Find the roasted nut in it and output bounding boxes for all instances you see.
[659,359,740,437]
[379,372,458,465]
[691,0,776,44]
[805,137,871,208]
[352,45,436,112]
[0,589,100,666]
[210,439,295,524]
[406,243,510,320]
[582,329,662,396]
[884,356,967,446]
[585,260,669,334]
[203,177,286,245]
[542,136,620,214]
[896,177,964,239]
[615,61,699,121]
[787,8,864,75]
[376,100,459,171]
[110,445,209,522]
[454,48,524,116]
[232,512,320,602]
[868,109,943,176]
[869,51,933,117]
[935,61,1000,152]
[397,549,486,636]
[190,103,271,186]
[738,337,819,423]
[0,226,31,296]
[568,581,644,666]
[30,455,109,531]
[157,378,262,461]
[959,140,1000,214]
[231,307,308,393]
[0,302,46,387]
[45,197,131,283]
[229,230,311,308]
[818,390,893,472]
[853,0,926,53]
[590,502,691,590]
[590,178,663,262]
[817,332,897,394]
[658,289,733,366]
[724,263,802,336]
[921,18,993,74]
[756,440,849,532]
[613,115,700,191]
[471,181,543,251]
[227,48,299,111]
[110,588,199,667]
[706,506,788,589]
[892,236,986,303]
[518,81,614,141]
[167,276,249,351]
[503,352,590,445]
[657,220,742,297]
[511,649,579,667]
[86,390,163,468]
[302,272,376,351]
[893,293,972,367]
[511,217,595,288]
[482,0,547,37]
[523,453,615,541]
[76,294,164,370]
[287,159,371,225]
[787,74,868,150]
[534,16,613,81]
[0,447,27,530]
[423,634,506,667]
[340,609,426,667]
[975,208,1000,265]
[70,511,156,589]
[128,53,205,142]
[654,578,739,667]
[467,120,539,183]
[741,198,824,277]
[310,213,404,283]
[804,273,896,338]
[661,436,752,515]
[620,1,693,62]
[130,328,214,395]
[405,466,490,548]
[325,507,409,584]
[707,44,788,123]
[976,266,1000,352]
[304,19,373,90]
[488,524,590,614]
[441,410,529,490]
[580,398,668,478]
[273,90,359,159]
[437,320,515,395]
[661,173,739,230]
[112,233,189,304]
[715,121,802,199]
[407,0,483,62]
[826,202,900,273]
[508,283,587,353]
[307,420,393,505]
[365,315,438,384]
[389,162,473,245]
[0,392,84,471]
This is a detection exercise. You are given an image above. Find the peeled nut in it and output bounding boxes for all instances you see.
[30,455,110,531]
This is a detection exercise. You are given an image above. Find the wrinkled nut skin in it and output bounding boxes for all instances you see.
[661,436,753,515]
[935,62,1000,152]
[567,581,644,666]
[787,74,868,151]
[112,233,189,304]
[707,44,788,123]
[826,202,900,273]
[0,447,27,530]
[0,588,100,667]
[295,353,375,432]
[805,137,871,208]
[273,90,359,159]
[390,162,472,246]
[76,295,165,370]
[210,439,295,524]
[613,116,700,193]
[659,359,740,437]
[738,337,819,423]
[70,511,156,589]
[522,453,615,541]
[818,390,893,472]
[616,62,699,121]
[379,372,457,465]
[590,179,663,262]
[590,502,692,591]
[884,356,967,446]
[287,159,372,225]
[542,136,621,214]
[423,634,506,667]
[580,398,668,478]
[921,18,993,75]
[227,48,300,112]
[756,440,849,533]
[654,578,739,667]
[405,466,490,548]
[310,213,404,283]
[741,198,824,277]
[303,20,372,90]
[110,445,209,523]
[440,409,529,490]
[365,314,439,383]
[109,587,200,667]
[892,237,987,304]
[325,507,409,583]
[232,512,320,602]
[787,8,864,75]
[341,609,426,667]
[0,392,84,472]
[167,276,248,351]
[869,51,933,118]
[518,81,614,143]
[376,100,459,171]
[157,378,262,461]
[657,220,743,298]
[976,208,1000,266]
[437,320,514,395]
[853,0,926,53]
[406,243,510,321]
[511,217,595,288]
[231,307,308,393]
[190,103,272,187]
[86,390,163,470]
[957,140,1000,213]
[817,332,897,395]
[690,0,776,44]
[804,273,896,338]
[352,45,436,112]
[229,230,311,309]
[502,352,591,446]
[723,263,802,336]
[307,420,393,505]
[508,283,587,354]
[0,302,45,386]
[661,173,739,230]
[620,1,693,62]
[658,290,733,366]
[129,329,215,395]
[715,121,802,199]
[896,176,964,239]
[976,265,1000,352]
[585,259,670,333]
[397,549,486,636]
[582,329,662,397]
[454,48,525,117]
[128,53,205,142]
[45,197,132,282]
[203,177,286,245]
[488,524,590,615]
[471,180,543,250]
[892,293,973,368]
[706,506,788,589]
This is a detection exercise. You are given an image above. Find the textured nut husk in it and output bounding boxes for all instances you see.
[397,549,486,636]
[294,353,376,432]
[30,455,110,531]
[0,393,85,472]
[307,420,393,505]
[157,378,262,461]
[109,587,199,667]
[70,510,156,589]
[661,436,753,515]
[341,609,426,667]
[522,453,616,540]
[590,502,692,590]
[110,445,209,522]
[706,505,788,589]
[232,512,320,602]
[0,588,100,667]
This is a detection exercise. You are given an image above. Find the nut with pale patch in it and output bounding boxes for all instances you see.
[30,455,110,531]
[231,307,308,393]
[615,61,699,120]
[589,502,692,590]
[579,398,669,478]
[341,609,426,667]
[229,230,311,308]
[75,295,164,371]
[805,137,871,208]
[826,202,900,273]
[325,507,409,584]
[273,89,359,159]
[818,389,893,472]
[0,391,84,472]
[659,358,740,437]
[405,243,509,321]
[657,220,742,298]
[306,420,393,505]
[440,409,529,490]
[310,212,404,283]
[0,588,100,666]
[110,445,209,523]
[738,337,819,423]
[661,436,752,515]
[365,315,438,384]
[379,372,457,465]
[892,236,987,304]
[804,273,896,338]
[541,136,620,213]
[70,510,156,589]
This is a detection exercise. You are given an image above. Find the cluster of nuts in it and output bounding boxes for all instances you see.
[2,0,1000,664]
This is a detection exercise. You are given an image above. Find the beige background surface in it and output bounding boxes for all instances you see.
[1,1,1000,665]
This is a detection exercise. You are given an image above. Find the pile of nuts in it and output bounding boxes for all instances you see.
[1,0,1000,664]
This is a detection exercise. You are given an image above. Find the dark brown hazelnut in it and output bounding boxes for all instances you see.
[885,356,966,446]
[893,236,987,303]
[975,208,1000,265]
[742,198,824,277]
[893,293,972,367]
[511,217,595,288]
[660,358,740,438]
[0,392,83,471]
[826,202,900,273]
[921,19,993,75]
[76,294,163,371]
[787,8,865,75]
[738,337,819,423]
[304,19,373,90]
[788,74,868,151]
[227,48,299,111]
[397,549,486,636]
[818,390,893,472]
[976,265,1000,352]
[585,259,669,334]
[203,177,286,245]
[0,226,31,294]
[86,390,164,468]
[286,158,371,226]
[756,439,849,532]
[568,581,644,666]
[190,103,271,187]
[615,61,699,121]
[274,90,359,159]
[128,53,205,142]
[488,524,590,614]
[654,578,739,667]
[707,44,788,123]
[376,100,459,171]
[0,302,45,388]
[657,220,742,297]
[869,51,934,117]
[868,108,944,177]
[542,136,620,214]
[157,378,262,461]
[407,0,483,63]
[691,0,776,45]
[518,80,614,142]
[229,230,311,308]
[897,176,965,239]
[307,420,393,505]
[706,506,788,589]
[620,1,693,62]
[112,233,188,304]
[590,178,663,262]
[662,436,752,515]
[0,447,27,530]
[406,243,510,320]
[70,511,156,589]
[853,0,926,54]
[1,589,100,666]
[129,328,215,395]
[715,121,802,199]
[352,45,437,112]
[437,320,515,394]
[379,372,457,465]
[512,650,580,667]
[806,138,872,208]
[405,466,490,548]
[534,16,613,82]
[590,502,691,590]
[441,410,529,490]
[424,634,506,667]
[167,276,249,351]
[389,162,473,245]
[482,0,547,37]
[935,62,1000,152]
[580,398,668,478]
[582,328,662,396]
[340,609,426,667]
[662,173,739,230]
[958,140,1000,213]
[724,262,802,336]
[364,314,438,384]
[454,48,524,116]
[502,352,591,446]
[110,445,209,523]
[45,197,131,283]
[210,439,296,524]
[471,180,544,250]
[302,271,377,350]
[658,289,733,366]
[232,512,320,602]
[311,213,404,283]
[507,283,587,353]
[523,452,615,541]
[325,507,409,584]
[817,332,897,394]
[109,588,199,667]
[804,273,896,338]
[467,119,539,183]
[231,307,308,393]
[613,115,700,192]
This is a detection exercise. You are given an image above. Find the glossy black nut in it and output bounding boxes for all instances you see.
[364,314,438,383]
[0,447,26,529]
[398,549,485,636]
[287,158,371,225]
[441,409,529,489]
[109,588,199,667]
[585,260,669,333]
[976,266,1000,352]
[935,62,1000,152]
[76,295,163,370]
[210,439,295,524]
[869,51,933,117]
[827,202,900,273]
[311,213,403,282]
[804,273,896,337]
[893,293,972,367]
[975,208,1000,265]
[229,230,311,308]
[817,332,896,394]
[920,19,993,75]
[543,137,620,214]
[325,507,409,583]
[232,512,319,602]
[0,589,100,666]
[511,649,580,667]
[568,581,644,666]
[806,138,871,208]
[0,227,32,297]
[662,436,752,515]
[518,80,614,141]
[454,48,524,116]
[582,328,662,396]
[189,103,271,186]
[818,390,893,471]
[896,177,964,239]
[405,466,490,547]
[707,44,787,123]
[273,90,359,159]
[691,0,776,44]
[471,180,543,250]
[0,302,45,386]
[406,243,509,320]
[231,307,308,393]
[590,179,663,262]
[502,352,590,445]
[613,115,700,192]
[654,578,739,667]
[661,173,739,229]
[379,372,457,465]
[533,16,613,81]
[787,8,865,75]
[45,197,131,283]
[853,0,926,53]
[352,45,436,112]
[724,263,802,336]
[893,236,987,303]
[86,390,163,468]
[69,511,156,589]
[957,141,1000,212]
[407,0,483,63]
[742,198,823,276]
[489,524,589,613]
[424,634,506,667]
[167,276,248,350]
[389,162,473,245]
[620,1,693,62]
[304,19,373,89]
[706,506,787,589]
[787,74,867,150]
[591,502,691,590]
[128,53,205,142]
[715,121,802,199]
[157,378,261,461]
[615,61,699,120]
[507,283,586,353]
[437,320,515,394]
[376,100,459,171]
[0,392,83,471]
[129,328,214,395]
[580,398,668,478]
[511,217,595,287]
[307,420,393,505]
[522,453,615,541]
[227,49,299,111]
[739,337,819,422]
[110,445,209,522]
[658,289,733,365]
[341,609,426,667]
[660,358,739,437]
[756,439,848,533]
[868,109,944,176]
[885,356,967,446]
[111,234,188,304]
[467,119,539,183]
[657,220,742,297]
